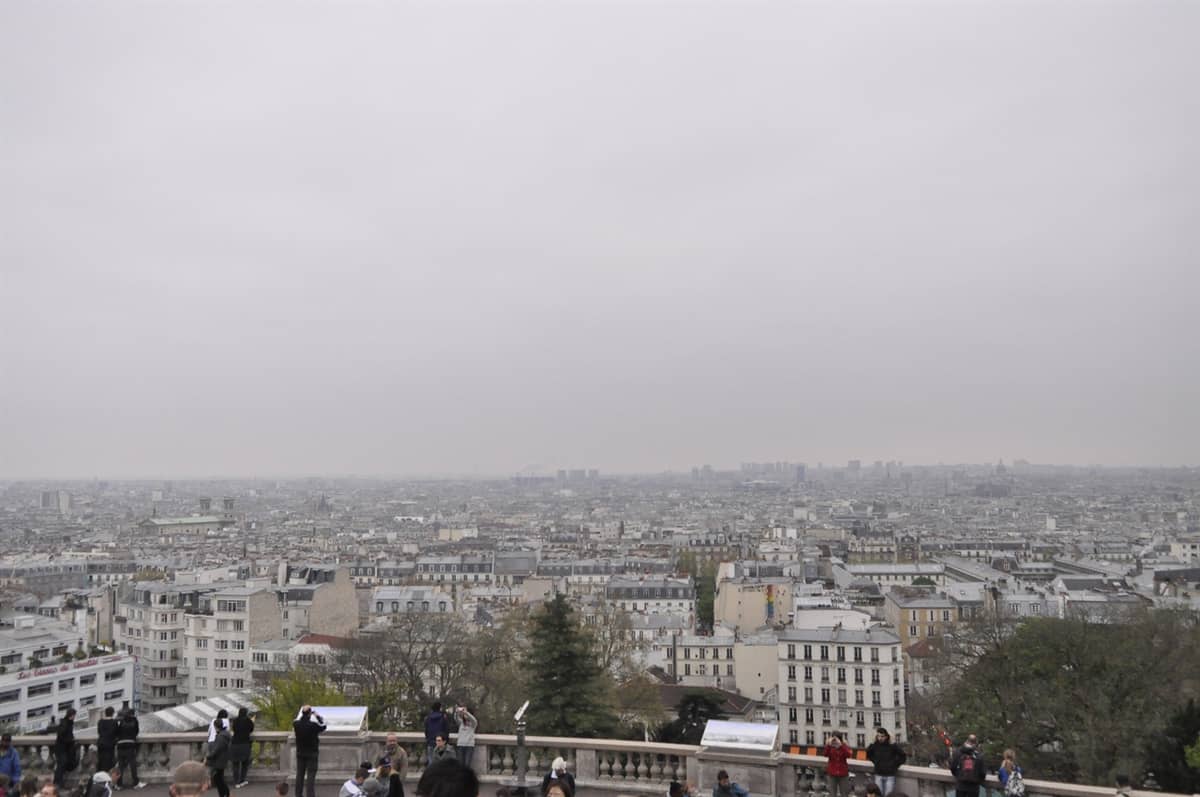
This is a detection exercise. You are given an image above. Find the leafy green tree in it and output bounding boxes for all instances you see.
[1144,699,1200,794]
[254,669,347,731]
[658,690,726,745]
[912,576,937,587]
[933,609,1200,786]
[614,673,668,740]
[523,592,618,737]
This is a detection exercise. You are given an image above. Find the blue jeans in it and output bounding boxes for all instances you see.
[876,775,897,796]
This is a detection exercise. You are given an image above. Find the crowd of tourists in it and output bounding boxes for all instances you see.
[22,704,1145,797]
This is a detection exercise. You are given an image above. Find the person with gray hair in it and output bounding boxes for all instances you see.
[539,758,575,796]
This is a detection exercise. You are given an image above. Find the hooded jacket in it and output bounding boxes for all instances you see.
[423,710,450,746]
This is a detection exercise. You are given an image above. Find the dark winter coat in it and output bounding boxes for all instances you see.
[54,717,77,769]
[293,714,327,757]
[541,771,576,795]
[866,740,907,776]
[116,715,140,748]
[97,718,119,750]
[423,711,450,746]
[950,745,987,789]
[207,729,232,771]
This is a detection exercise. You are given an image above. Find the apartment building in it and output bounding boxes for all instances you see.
[605,577,696,618]
[881,588,960,650]
[0,628,135,734]
[114,582,224,711]
[0,561,88,598]
[833,563,946,589]
[733,631,780,702]
[714,576,800,632]
[413,554,495,586]
[278,566,357,640]
[250,634,349,686]
[777,626,905,750]
[370,586,453,617]
[658,629,737,688]
[182,586,281,702]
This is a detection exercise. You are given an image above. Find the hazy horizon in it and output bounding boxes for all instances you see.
[3,0,1198,480]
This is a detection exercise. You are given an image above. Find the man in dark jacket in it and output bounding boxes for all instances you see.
[293,705,327,797]
[52,709,77,788]
[423,703,450,766]
[866,727,907,796]
[949,735,988,797]
[116,709,146,789]
[95,708,119,776]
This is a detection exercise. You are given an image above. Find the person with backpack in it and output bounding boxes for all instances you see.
[866,727,907,796]
[997,750,1024,797]
[949,735,988,797]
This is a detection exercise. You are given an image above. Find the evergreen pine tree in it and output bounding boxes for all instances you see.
[524,592,618,737]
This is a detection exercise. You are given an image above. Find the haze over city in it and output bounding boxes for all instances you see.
[2,0,1198,479]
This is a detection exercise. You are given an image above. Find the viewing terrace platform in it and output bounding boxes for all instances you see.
[7,732,1183,797]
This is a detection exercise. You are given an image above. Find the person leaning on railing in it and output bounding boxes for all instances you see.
[865,727,907,796]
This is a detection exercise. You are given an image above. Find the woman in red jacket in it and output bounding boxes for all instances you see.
[823,733,853,797]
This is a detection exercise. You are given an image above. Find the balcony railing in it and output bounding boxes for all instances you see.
[5,733,1185,797]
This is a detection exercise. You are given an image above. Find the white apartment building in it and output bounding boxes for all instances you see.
[657,629,737,688]
[114,582,228,711]
[604,577,696,618]
[370,586,454,616]
[0,652,135,732]
[250,634,348,686]
[833,563,946,589]
[182,586,280,702]
[0,615,134,731]
[777,627,905,751]
[413,555,495,586]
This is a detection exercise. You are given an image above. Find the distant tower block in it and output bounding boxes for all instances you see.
[223,497,235,512]
[199,497,212,512]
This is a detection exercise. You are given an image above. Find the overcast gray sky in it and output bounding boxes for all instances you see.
[1,0,1197,479]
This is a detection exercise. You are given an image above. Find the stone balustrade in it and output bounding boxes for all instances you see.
[8,734,1184,797]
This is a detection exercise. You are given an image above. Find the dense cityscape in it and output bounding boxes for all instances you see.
[4,0,1197,795]
[2,463,1198,791]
